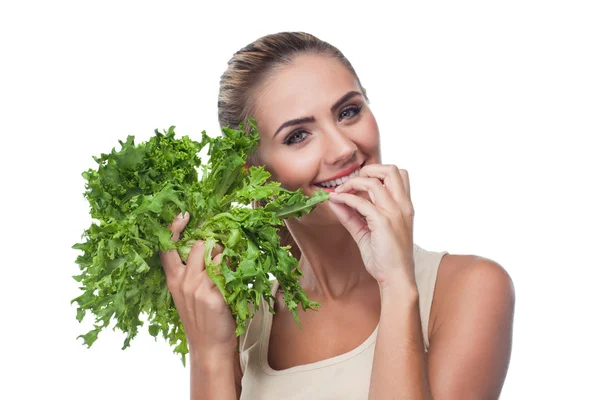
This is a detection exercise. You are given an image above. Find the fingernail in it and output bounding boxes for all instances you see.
[177,211,188,219]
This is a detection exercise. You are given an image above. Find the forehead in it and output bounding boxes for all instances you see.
[254,54,360,131]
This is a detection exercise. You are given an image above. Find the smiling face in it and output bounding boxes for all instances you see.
[250,54,381,222]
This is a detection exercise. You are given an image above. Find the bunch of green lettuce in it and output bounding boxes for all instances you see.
[72,118,326,365]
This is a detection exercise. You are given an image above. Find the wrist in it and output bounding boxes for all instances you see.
[189,346,237,400]
[190,346,235,372]
[379,273,418,313]
[378,269,418,298]
[379,277,420,321]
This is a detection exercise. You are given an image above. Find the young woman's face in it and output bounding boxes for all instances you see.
[252,54,382,223]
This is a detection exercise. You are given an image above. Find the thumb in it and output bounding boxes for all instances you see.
[168,211,190,242]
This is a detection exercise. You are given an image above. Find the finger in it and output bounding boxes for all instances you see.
[184,269,206,330]
[185,240,207,277]
[185,236,222,268]
[357,164,409,204]
[181,241,207,322]
[328,192,382,224]
[159,250,184,283]
[327,199,368,241]
[397,168,411,199]
[206,253,224,289]
[212,242,225,257]
[335,176,396,211]
[169,212,190,242]
[193,269,227,316]
[159,211,190,277]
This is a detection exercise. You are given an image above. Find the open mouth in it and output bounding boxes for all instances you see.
[313,162,365,191]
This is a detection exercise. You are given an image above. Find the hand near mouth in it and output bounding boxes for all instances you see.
[327,164,416,290]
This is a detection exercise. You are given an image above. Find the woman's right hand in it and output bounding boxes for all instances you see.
[158,212,237,360]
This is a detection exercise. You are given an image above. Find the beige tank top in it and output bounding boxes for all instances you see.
[238,243,448,400]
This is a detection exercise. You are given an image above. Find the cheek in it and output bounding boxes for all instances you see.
[266,151,321,191]
[354,113,381,159]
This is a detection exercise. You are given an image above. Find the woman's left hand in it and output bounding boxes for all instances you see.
[328,164,416,289]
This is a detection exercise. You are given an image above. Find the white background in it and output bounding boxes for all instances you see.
[1,1,598,399]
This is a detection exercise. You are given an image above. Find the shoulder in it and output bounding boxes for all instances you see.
[425,253,515,397]
[429,253,515,339]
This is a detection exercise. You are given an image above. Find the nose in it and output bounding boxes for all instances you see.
[322,126,358,166]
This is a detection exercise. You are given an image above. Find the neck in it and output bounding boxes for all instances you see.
[284,217,376,301]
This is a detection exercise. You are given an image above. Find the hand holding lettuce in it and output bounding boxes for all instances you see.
[72,118,327,365]
[159,212,238,363]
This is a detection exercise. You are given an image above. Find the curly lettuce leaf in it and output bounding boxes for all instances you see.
[72,118,326,365]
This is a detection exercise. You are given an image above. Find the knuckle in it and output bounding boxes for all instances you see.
[193,287,204,302]
[194,287,211,304]
[166,279,178,293]
[161,258,181,275]
[204,294,226,312]
[365,178,382,190]
[191,240,205,252]
[167,276,185,296]
[397,205,414,217]
[158,254,171,266]
[193,281,225,311]
[181,282,198,298]
[379,215,392,227]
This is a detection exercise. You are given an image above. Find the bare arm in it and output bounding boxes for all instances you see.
[426,259,515,399]
[159,213,241,400]
[190,349,238,400]
[369,281,431,399]
[369,258,515,399]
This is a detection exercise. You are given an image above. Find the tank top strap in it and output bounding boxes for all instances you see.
[413,243,449,350]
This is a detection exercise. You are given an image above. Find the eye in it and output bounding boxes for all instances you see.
[283,104,363,146]
[283,130,309,146]
[338,104,363,122]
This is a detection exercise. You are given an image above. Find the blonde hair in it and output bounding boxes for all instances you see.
[217,32,369,258]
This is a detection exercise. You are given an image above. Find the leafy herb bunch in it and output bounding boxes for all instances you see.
[72,118,326,364]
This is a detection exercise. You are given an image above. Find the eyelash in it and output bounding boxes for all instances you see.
[283,104,364,146]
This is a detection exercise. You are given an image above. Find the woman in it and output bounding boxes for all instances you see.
[159,32,515,399]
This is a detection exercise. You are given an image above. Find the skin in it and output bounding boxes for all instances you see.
[162,53,515,399]
[251,54,383,299]
[249,53,387,372]
[247,54,514,398]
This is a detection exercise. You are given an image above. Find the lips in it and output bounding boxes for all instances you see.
[313,161,365,191]
[313,161,366,187]
[314,185,358,194]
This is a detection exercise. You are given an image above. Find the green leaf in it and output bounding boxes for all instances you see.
[72,117,325,366]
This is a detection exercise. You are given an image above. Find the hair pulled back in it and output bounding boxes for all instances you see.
[217,32,369,259]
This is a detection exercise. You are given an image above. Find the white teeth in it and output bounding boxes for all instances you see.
[316,166,361,188]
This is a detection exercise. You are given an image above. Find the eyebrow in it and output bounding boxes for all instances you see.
[273,90,363,137]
